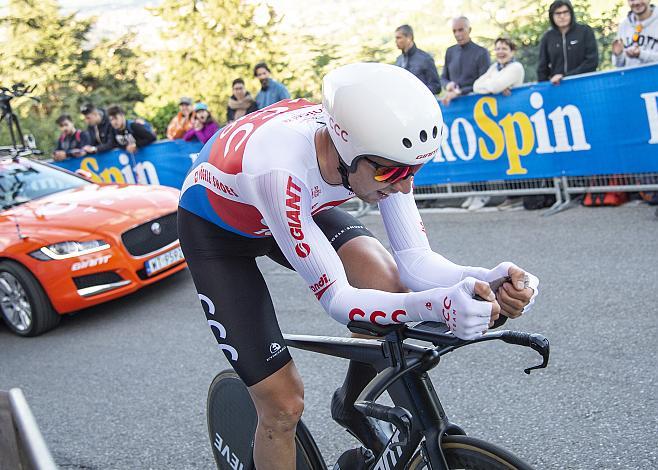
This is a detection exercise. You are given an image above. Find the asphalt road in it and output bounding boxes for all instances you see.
[1,205,657,469]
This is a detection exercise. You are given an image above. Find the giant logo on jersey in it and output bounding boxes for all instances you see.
[285,176,311,258]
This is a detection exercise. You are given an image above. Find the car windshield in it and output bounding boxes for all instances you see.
[0,159,89,210]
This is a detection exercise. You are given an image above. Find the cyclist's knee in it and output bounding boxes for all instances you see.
[257,392,304,434]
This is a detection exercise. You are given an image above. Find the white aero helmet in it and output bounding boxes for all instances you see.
[322,62,444,171]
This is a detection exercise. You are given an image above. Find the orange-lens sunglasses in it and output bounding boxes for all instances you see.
[364,157,423,184]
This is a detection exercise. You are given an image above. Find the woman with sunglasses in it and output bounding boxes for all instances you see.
[177,63,539,470]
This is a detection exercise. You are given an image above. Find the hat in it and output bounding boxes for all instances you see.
[179,97,193,105]
[194,102,209,112]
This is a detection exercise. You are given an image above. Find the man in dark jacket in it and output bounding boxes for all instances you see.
[537,0,599,84]
[80,103,115,154]
[107,105,156,154]
[394,24,441,94]
[440,16,490,105]
[52,114,91,161]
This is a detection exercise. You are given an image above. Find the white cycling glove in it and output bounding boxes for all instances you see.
[479,262,540,314]
[406,277,493,340]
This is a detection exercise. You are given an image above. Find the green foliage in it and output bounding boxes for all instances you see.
[0,0,146,155]
[140,0,286,124]
[148,102,179,139]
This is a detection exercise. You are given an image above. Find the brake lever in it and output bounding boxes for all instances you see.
[524,334,550,374]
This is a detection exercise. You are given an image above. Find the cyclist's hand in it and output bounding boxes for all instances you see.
[483,262,539,318]
[435,278,499,340]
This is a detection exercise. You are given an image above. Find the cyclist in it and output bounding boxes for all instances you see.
[178,63,539,470]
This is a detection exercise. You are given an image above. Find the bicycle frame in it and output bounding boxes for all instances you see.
[284,321,549,470]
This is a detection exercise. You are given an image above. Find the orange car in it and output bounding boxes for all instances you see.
[0,156,186,336]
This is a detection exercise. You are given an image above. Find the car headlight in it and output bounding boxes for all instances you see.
[30,240,110,260]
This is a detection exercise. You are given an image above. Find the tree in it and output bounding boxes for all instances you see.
[141,0,286,123]
[0,0,146,154]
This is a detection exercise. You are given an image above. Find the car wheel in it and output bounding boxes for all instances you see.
[0,260,60,336]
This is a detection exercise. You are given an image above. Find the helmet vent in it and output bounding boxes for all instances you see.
[419,130,427,142]
[402,138,412,148]
[432,126,438,138]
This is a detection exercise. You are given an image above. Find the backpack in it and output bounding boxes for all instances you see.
[59,130,82,144]
[522,179,557,210]
[582,176,628,207]
[522,194,556,210]
[127,118,157,137]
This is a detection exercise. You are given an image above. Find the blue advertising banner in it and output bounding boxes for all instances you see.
[53,140,203,188]
[414,63,658,185]
[53,64,658,187]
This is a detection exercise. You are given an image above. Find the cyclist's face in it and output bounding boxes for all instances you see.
[109,114,126,130]
[350,156,415,204]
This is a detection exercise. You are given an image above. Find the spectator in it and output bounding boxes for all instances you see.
[612,0,658,68]
[537,0,599,84]
[394,24,441,94]
[52,114,90,162]
[440,16,490,106]
[107,105,156,154]
[474,38,525,96]
[473,38,526,211]
[183,103,219,144]
[227,78,257,123]
[80,103,115,155]
[166,97,195,140]
[254,62,290,109]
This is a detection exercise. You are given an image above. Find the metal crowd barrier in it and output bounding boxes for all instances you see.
[350,173,658,217]
[0,388,57,470]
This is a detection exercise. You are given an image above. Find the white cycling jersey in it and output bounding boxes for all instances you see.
[179,99,537,336]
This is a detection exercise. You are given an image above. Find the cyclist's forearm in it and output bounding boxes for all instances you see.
[393,247,488,291]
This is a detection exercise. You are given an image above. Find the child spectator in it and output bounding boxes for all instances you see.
[107,105,156,154]
[474,38,525,96]
[52,114,90,161]
[166,96,195,140]
[80,103,115,154]
[183,103,219,144]
[227,79,257,123]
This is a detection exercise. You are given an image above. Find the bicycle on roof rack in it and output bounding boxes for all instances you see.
[207,317,550,470]
[0,83,42,158]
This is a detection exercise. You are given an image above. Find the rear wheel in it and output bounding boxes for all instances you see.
[408,435,534,469]
[207,369,326,470]
[0,260,60,336]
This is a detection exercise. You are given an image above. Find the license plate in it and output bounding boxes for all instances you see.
[145,246,184,276]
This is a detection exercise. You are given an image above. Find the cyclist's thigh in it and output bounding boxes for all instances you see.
[178,208,292,387]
